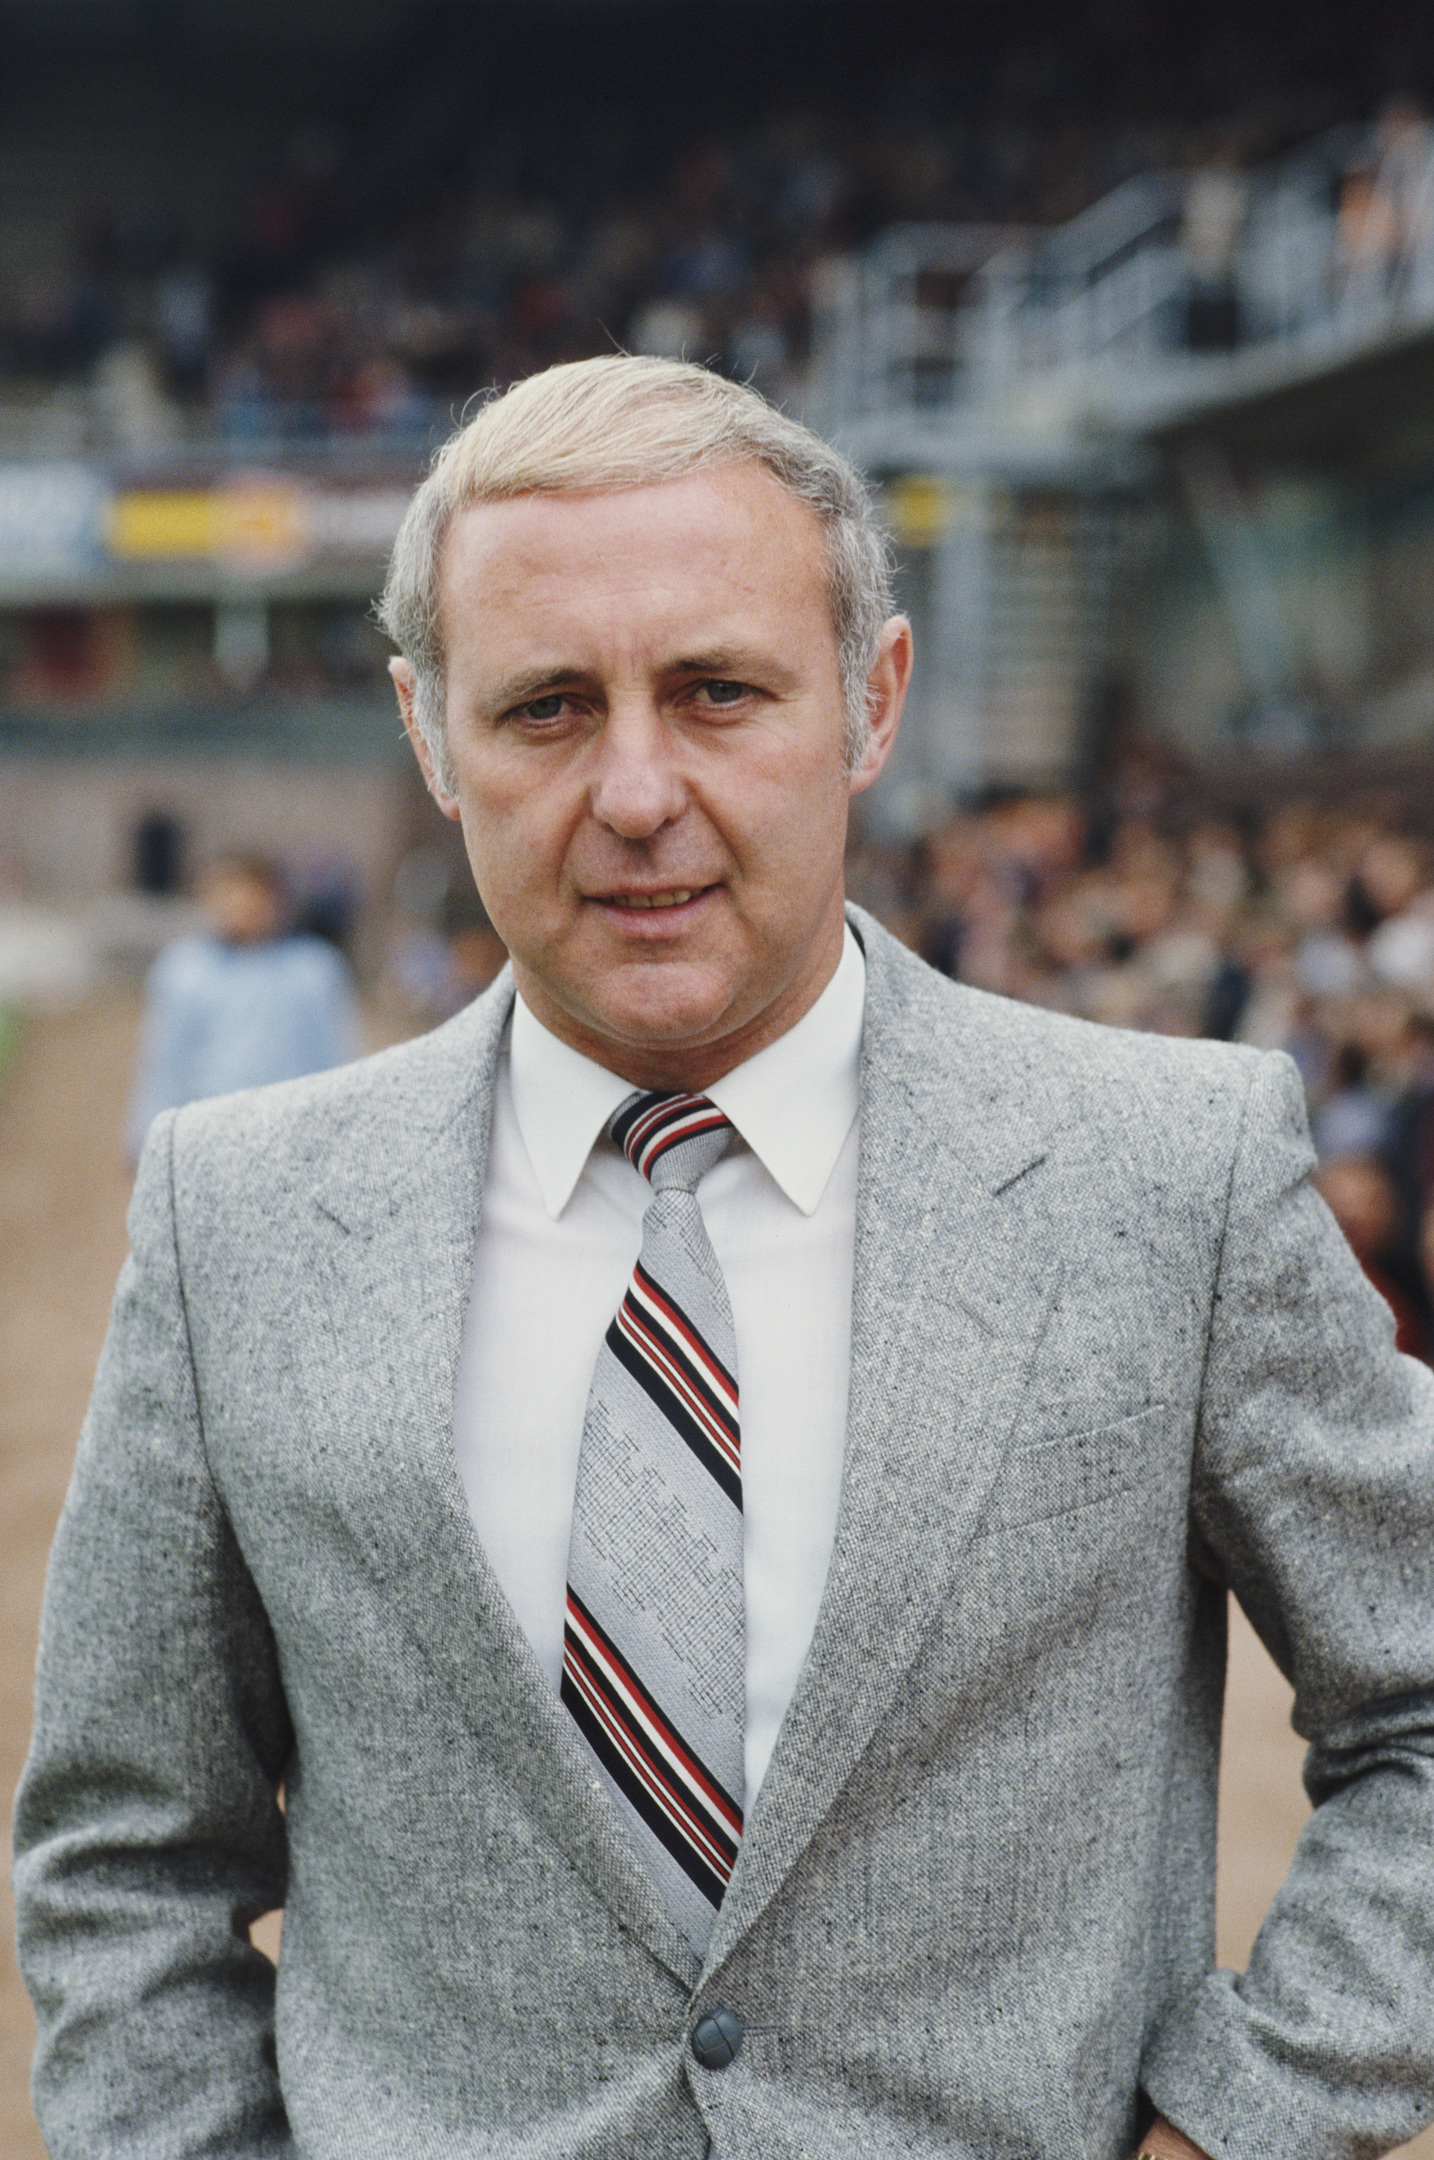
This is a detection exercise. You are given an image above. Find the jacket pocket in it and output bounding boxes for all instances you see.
[979,1404,1167,1530]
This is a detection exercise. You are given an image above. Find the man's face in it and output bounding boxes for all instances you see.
[394,461,908,1087]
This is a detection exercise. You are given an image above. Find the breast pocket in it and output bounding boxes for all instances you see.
[979,1404,1168,1531]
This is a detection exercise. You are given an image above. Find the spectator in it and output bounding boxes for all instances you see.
[151,260,215,397]
[1371,97,1434,301]
[128,852,360,1159]
[1182,152,1247,351]
[1313,1040,1391,1161]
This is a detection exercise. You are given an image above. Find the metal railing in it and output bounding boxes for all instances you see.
[813,121,1434,437]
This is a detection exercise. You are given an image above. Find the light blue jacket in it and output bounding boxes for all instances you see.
[129,931,360,1157]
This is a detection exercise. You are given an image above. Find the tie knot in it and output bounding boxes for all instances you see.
[611,1091,734,1191]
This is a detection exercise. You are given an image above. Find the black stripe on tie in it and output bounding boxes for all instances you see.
[562,1672,727,1907]
[565,1589,743,1841]
[605,1318,743,1510]
[627,1266,738,1439]
[610,1091,680,1154]
[639,1111,729,1174]
[561,1627,737,1907]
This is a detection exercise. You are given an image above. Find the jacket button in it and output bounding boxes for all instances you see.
[691,2007,744,2069]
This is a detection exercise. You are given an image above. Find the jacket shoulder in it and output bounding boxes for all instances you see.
[852,905,1278,1157]
[161,972,511,1201]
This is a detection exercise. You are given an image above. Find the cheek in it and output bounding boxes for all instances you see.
[717,730,845,823]
[455,778,577,919]
[730,763,848,874]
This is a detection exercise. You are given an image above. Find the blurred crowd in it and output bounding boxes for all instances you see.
[1,86,1367,451]
[19,769,1434,1365]
[852,786,1434,1360]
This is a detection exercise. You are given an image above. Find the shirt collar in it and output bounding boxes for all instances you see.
[509,925,866,1221]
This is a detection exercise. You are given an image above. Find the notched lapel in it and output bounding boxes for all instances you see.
[707,941,1059,1973]
[305,982,698,1988]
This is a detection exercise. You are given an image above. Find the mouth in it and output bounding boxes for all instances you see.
[604,888,700,910]
[587,881,721,933]
[589,884,719,925]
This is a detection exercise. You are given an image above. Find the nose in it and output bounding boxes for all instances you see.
[588,702,687,840]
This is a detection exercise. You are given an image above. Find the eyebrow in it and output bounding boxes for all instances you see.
[667,649,783,681]
[482,648,795,713]
[480,666,590,713]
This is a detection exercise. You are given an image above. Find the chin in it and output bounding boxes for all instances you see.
[598,998,733,1054]
[590,968,742,1051]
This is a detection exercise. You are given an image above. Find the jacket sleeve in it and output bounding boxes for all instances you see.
[12,1110,295,2159]
[1141,1051,1434,2157]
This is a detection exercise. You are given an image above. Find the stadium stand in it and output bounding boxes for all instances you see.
[2,2,1429,743]
[0,0,1422,451]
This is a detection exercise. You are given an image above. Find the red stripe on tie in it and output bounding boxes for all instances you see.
[566,1593,743,1839]
[623,1094,704,1162]
[617,1296,734,1451]
[637,1112,729,1180]
[563,1643,734,1881]
[565,1657,739,1870]
[564,1598,742,1855]
[630,1263,738,1414]
[620,1094,730,1182]
[616,1301,741,1471]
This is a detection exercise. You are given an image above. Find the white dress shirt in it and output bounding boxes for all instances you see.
[453,928,864,1803]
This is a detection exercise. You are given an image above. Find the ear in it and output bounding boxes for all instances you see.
[848,616,913,798]
[390,657,461,821]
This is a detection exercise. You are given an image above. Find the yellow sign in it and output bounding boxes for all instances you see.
[107,490,216,559]
[105,478,313,570]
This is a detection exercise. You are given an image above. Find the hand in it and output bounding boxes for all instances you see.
[1132,2120,1214,2160]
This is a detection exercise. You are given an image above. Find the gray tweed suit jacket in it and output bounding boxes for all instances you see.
[14,909,1434,2159]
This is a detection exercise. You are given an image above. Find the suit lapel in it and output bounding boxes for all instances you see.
[706,917,1060,1973]
[308,977,699,1987]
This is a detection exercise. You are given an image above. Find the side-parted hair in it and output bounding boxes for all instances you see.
[376,355,893,789]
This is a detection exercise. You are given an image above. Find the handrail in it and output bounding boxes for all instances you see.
[814,113,1434,433]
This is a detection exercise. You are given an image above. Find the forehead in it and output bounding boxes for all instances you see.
[436,462,833,668]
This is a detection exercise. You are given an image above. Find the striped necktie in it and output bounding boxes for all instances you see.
[563,1090,744,1956]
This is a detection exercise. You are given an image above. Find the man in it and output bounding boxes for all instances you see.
[128,852,360,1160]
[14,357,1434,2158]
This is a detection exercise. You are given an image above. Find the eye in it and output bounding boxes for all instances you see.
[514,694,568,722]
[698,680,748,705]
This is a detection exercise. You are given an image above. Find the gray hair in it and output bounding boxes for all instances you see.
[376,355,893,790]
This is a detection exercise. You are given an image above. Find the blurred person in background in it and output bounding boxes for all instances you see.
[433,889,509,1017]
[1311,1039,1391,1161]
[127,850,360,1158]
[1180,146,1246,352]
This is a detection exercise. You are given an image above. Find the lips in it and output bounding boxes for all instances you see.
[607,889,696,909]
[594,885,716,911]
